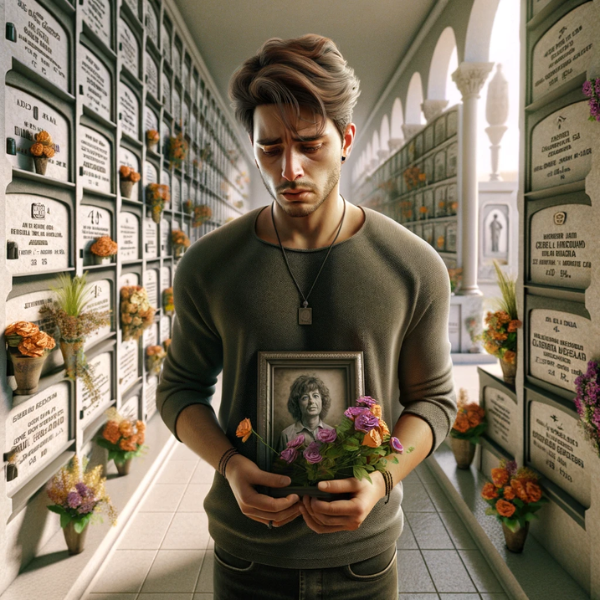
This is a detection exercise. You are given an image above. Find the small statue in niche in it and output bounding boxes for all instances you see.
[490,213,503,253]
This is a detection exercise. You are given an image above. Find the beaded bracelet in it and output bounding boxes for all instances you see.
[218,448,239,479]
[382,470,394,504]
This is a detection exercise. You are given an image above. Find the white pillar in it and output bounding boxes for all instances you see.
[451,61,494,296]
[421,99,449,123]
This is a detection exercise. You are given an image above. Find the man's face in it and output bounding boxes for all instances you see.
[299,388,323,421]
[252,104,344,218]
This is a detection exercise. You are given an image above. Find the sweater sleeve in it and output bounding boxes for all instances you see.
[156,258,224,442]
[397,252,457,455]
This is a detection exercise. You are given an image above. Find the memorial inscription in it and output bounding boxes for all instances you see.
[160,266,171,291]
[160,219,170,254]
[144,0,159,45]
[144,161,158,185]
[83,279,112,346]
[120,394,139,422]
[424,126,434,152]
[435,151,446,182]
[119,339,139,392]
[145,52,159,98]
[173,89,181,122]
[143,269,159,307]
[143,217,158,258]
[79,127,112,193]
[80,206,111,260]
[447,110,458,138]
[119,84,140,139]
[118,212,140,260]
[144,106,158,135]
[79,46,111,121]
[160,315,170,341]
[145,377,158,419]
[119,19,139,76]
[119,147,140,172]
[446,143,458,178]
[82,0,111,47]
[162,23,172,63]
[163,76,172,113]
[483,386,517,455]
[172,176,181,211]
[435,118,446,147]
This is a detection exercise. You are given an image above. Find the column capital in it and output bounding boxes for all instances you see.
[402,123,425,140]
[451,62,494,100]
[421,99,449,123]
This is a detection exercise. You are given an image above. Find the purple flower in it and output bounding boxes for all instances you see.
[344,406,369,420]
[316,428,337,443]
[280,447,298,464]
[303,441,323,464]
[287,434,305,449]
[76,482,92,498]
[356,396,377,407]
[505,460,518,477]
[67,491,82,509]
[354,412,380,433]
[77,499,95,515]
[595,78,600,97]
[390,437,404,453]
[574,397,584,417]
[583,80,593,97]
[590,99,600,118]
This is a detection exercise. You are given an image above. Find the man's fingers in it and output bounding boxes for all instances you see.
[310,497,358,516]
[245,502,301,524]
[317,478,362,494]
[242,488,299,513]
[253,470,292,489]
[299,504,346,534]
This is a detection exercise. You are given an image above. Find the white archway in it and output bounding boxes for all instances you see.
[465,0,502,62]
[371,130,381,167]
[405,73,425,125]
[390,98,405,150]
[380,115,390,160]
[428,27,458,100]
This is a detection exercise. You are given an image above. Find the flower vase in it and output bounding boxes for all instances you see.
[450,437,476,469]
[147,140,158,153]
[500,355,517,387]
[59,340,85,379]
[63,520,89,555]
[115,458,132,476]
[120,179,134,199]
[92,254,111,265]
[8,349,48,395]
[150,204,162,224]
[173,244,185,259]
[33,156,48,175]
[502,521,529,553]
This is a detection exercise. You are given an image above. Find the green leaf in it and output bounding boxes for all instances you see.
[512,498,524,508]
[353,466,368,481]
[390,456,399,464]
[343,444,360,452]
[47,505,66,515]
[503,518,519,533]
[485,507,497,516]
[60,513,72,528]
[524,512,538,522]
[74,519,87,534]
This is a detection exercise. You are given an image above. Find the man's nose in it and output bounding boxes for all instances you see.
[281,148,304,181]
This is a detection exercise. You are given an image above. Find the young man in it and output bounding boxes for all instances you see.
[157,34,456,599]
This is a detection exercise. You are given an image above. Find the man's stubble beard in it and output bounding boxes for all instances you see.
[259,161,341,218]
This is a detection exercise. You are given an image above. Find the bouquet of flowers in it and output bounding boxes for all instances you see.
[237,396,412,492]
[46,454,117,539]
[403,166,426,191]
[163,338,171,351]
[450,389,487,443]
[119,165,141,199]
[183,199,193,215]
[120,285,156,341]
[418,205,429,220]
[146,344,166,375]
[574,360,600,456]
[146,183,170,224]
[146,129,160,150]
[447,267,462,293]
[481,459,548,534]
[481,310,521,364]
[162,287,174,315]
[96,408,147,469]
[167,132,188,169]
[193,204,212,227]
[29,130,55,175]
[90,236,118,264]
[582,79,600,121]
[171,229,190,258]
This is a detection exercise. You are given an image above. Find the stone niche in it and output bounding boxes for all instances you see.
[482,382,518,457]
[82,0,112,48]
[79,205,111,264]
[119,83,140,140]
[79,45,112,121]
[119,18,139,77]
[118,212,140,260]
[83,279,113,347]
[79,127,112,193]
[77,351,113,426]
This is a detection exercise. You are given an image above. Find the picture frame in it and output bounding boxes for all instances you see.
[257,351,364,498]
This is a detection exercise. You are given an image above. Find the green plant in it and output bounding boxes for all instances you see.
[493,260,517,319]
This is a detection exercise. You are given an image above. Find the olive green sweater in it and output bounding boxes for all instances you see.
[156,205,457,568]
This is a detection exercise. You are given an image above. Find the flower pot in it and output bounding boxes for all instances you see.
[92,254,111,265]
[8,350,48,395]
[147,140,158,153]
[6,463,18,482]
[150,204,162,224]
[502,521,529,553]
[33,156,49,175]
[59,340,85,380]
[115,458,132,476]
[120,179,134,199]
[450,437,476,469]
[173,244,185,259]
[500,356,517,387]
[63,520,89,555]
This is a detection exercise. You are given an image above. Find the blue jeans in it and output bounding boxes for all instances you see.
[213,544,398,600]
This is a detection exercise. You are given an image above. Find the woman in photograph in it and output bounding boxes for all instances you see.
[277,374,335,451]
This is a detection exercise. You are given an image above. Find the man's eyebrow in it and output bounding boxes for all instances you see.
[256,134,323,145]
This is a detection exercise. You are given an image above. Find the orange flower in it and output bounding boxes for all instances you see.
[18,331,55,357]
[503,486,516,500]
[119,420,134,438]
[42,145,55,158]
[5,321,40,338]
[370,404,382,418]
[35,130,53,145]
[29,142,44,157]
[103,421,121,444]
[507,320,522,332]
[496,311,511,324]
[453,414,470,433]
[481,482,498,500]
[525,482,542,503]
[119,436,138,452]
[510,479,529,502]
[119,165,131,179]
[130,171,141,183]
[378,419,390,437]
[466,409,481,428]
[495,499,516,518]
[135,420,146,432]
[236,418,252,442]
[491,468,509,488]
[503,350,516,365]
[362,428,382,448]
[90,236,118,257]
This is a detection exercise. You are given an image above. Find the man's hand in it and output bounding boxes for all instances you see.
[226,454,301,527]
[299,472,386,534]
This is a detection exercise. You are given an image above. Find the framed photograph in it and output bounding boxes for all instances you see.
[257,351,364,497]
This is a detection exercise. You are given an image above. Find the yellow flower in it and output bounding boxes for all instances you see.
[361,428,382,448]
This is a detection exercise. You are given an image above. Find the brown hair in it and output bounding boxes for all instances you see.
[287,375,332,422]
[228,34,360,143]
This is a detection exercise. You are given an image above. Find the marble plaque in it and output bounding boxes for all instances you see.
[6,0,69,91]
[483,386,518,455]
[446,223,457,253]
[83,279,112,347]
[144,0,159,45]
[161,123,171,154]
[161,266,171,290]
[434,186,446,217]
[183,61,190,89]
[80,205,111,259]
[143,269,159,307]
[119,19,139,76]
[119,147,140,172]
[531,102,592,190]
[434,223,446,251]
[173,89,181,122]
[447,184,458,215]
[78,352,112,424]
[160,218,170,254]
[79,46,111,121]
[144,106,158,135]
[423,223,434,246]
[173,45,181,78]
[414,134,423,159]
[119,84,140,139]
[119,272,139,288]
[424,126,434,152]
[144,160,158,185]
[423,158,433,183]
[434,150,446,182]
[162,23,172,62]
[447,110,458,137]
[6,382,69,494]
[143,322,158,347]
[119,339,139,392]
[162,168,170,187]
[172,176,181,211]
[143,217,158,258]
[124,0,138,16]
[531,0,554,17]
[530,204,592,288]
[182,179,190,205]
[448,304,460,352]
[6,195,69,276]
[162,76,172,113]
[532,3,595,102]
[79,127,112,193]
[434,118,446,147]
[145,376,158,418]
[6,86,69,181]
[183,102,190,128]
[118,212,140,260]
[160,315,170,340]
[530,402,590,507]
[424,189,434,217]
[145,52,159,98]
[446,143,458,178]
[120,394,139,422]
[530,309,591,392]
[191,112,197,140]
[83,0,111,47]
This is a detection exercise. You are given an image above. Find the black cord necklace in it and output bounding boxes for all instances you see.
[271,198,347,325]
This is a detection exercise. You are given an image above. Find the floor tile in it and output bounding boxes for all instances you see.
[157,460,198,484]
[193,595,214,600]
[421,550,477,593]
[138,595,193,600]
[397,519,419,550]
[195,550,214,593]
[90,550,157,593]
[139,483,187,512]
[190,460,216,484]
[161,512,210,550]
[414,462,437,483]
[438,595,480,599]
[178,483,212,512]
[402,481,437,512]
[480,594,509,600]
[423,482,456,512]
[171,443,201,461]
[398,595,439,600]
[84,595,137,600]
[405,512,454,550]
[438,512,478,550]
[141,549,205,593]
[403,470,421,485]
[458,550,504,593]
[397,550,437,593]
[118,512,173,550]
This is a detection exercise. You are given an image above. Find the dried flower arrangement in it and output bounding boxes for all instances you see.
[96,408,147,473]
[171,229,190,258]
[183,199,193,215]
[90,236,118,265]
[119,165,141,199]
[147,183,170,224]
[120,285,156,341]
[574,360,600,457]
[167,131,188,169]
[193,204,212,228]
[29,130,56,175]
[146,344,167,375]
[418,205,429,220]
[162,287,174,315]
[582,79,600,121]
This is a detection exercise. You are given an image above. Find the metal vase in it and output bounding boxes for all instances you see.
[120,179,134,199]
[502,521,529,553]
[59,340,85,380]
[8,350,48,395]
[63,521,89,555]
[500,355,517,387]
[115,458,132,476]
[33,156,48,175]
[450,437,476,469]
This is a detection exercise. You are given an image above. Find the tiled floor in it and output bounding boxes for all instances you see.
[83,443,508,600]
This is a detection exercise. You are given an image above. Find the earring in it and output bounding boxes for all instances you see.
[341,156,346,162]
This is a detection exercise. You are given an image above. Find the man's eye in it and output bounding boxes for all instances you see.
[303,145,321,153]
[261,148,281,156]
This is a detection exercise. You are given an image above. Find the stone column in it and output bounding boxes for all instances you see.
[421,99,449,123]
[388,138,404,153]
[485,64,509,181]
[451,61,494,296]
[401,124,425,140]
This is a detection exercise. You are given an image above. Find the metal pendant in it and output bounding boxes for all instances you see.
[298,307,312,325]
